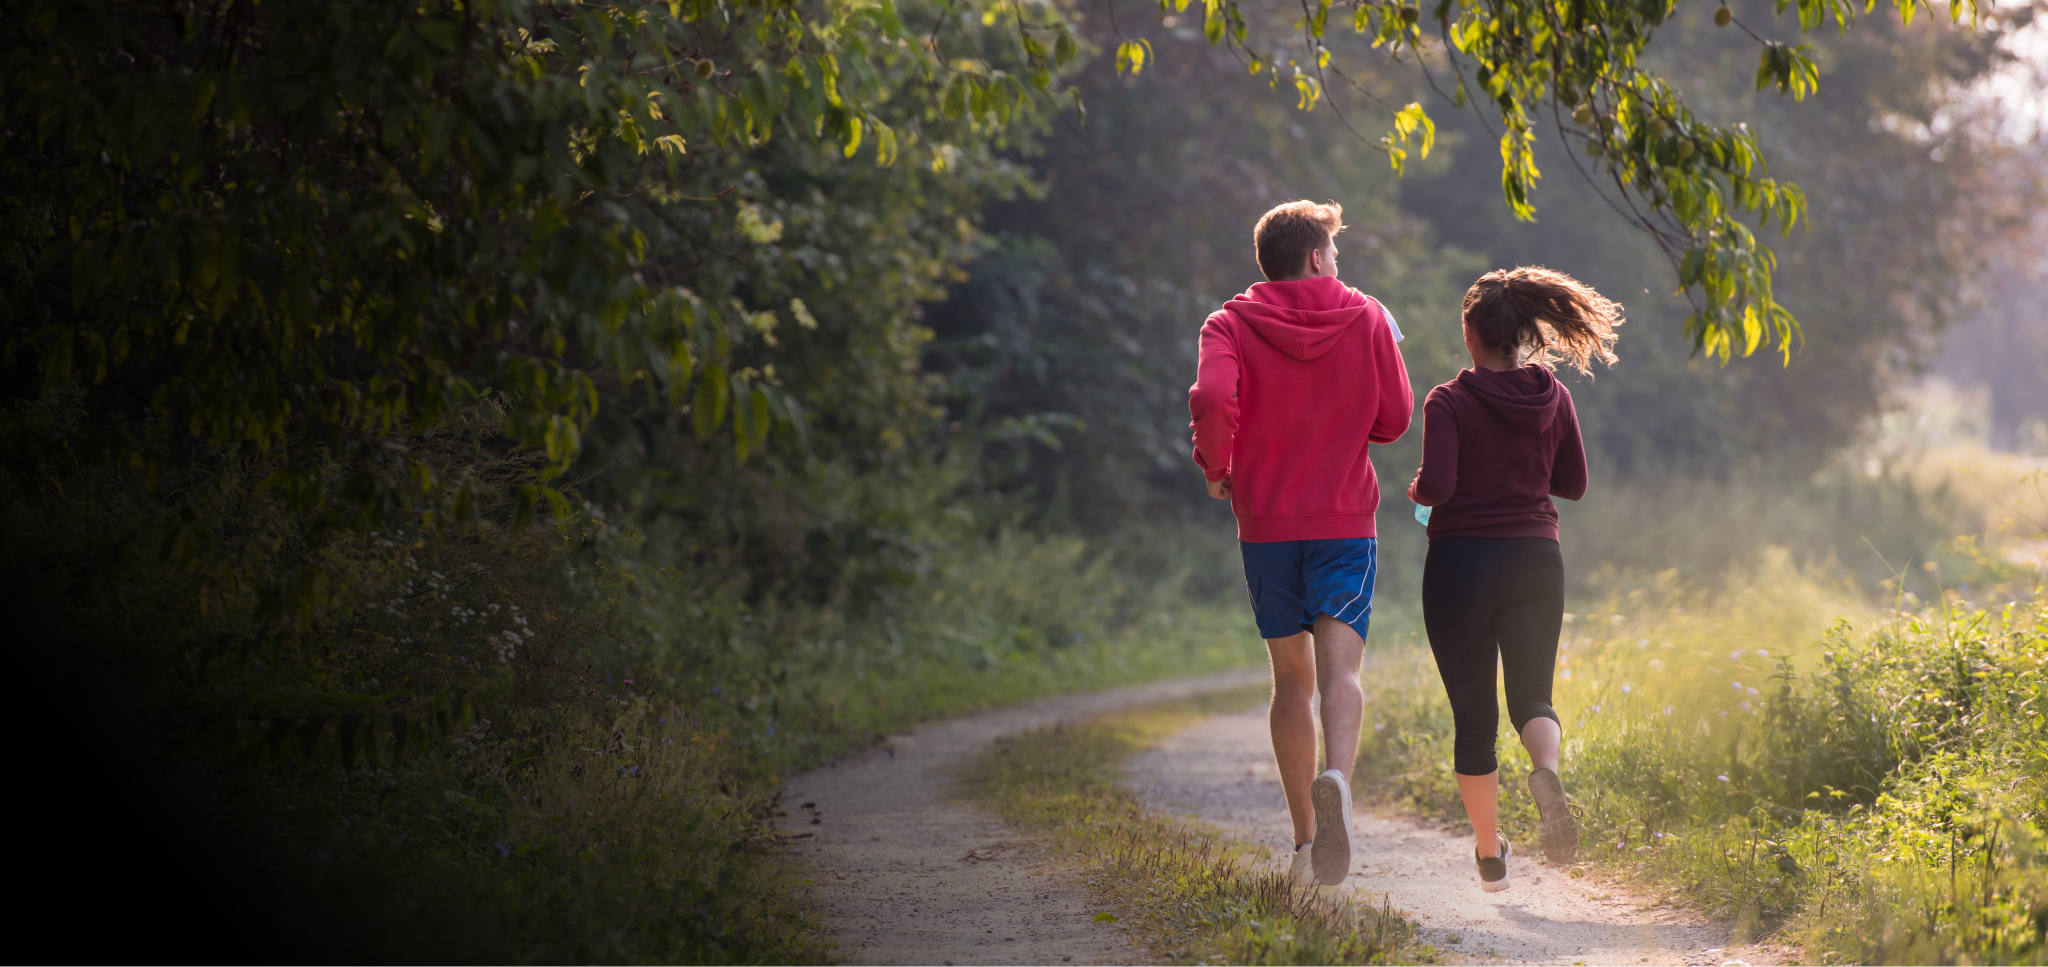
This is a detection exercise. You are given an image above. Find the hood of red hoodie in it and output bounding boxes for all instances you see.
[1456,365,1564,432]
[1224,276,1372,361]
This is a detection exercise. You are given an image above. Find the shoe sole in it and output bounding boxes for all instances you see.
[1529,767,1579,865]
[1310,772,1351,886]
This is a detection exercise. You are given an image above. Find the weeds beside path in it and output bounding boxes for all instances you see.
[1355,562,2048,965]
[959,688,1435,966]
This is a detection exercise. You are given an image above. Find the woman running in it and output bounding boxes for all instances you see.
[1406,266,1621,893]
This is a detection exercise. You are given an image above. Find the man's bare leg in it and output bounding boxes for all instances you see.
[1266,630,1319,846]
[1266,613,1367,846]
[1311,614,1365,781]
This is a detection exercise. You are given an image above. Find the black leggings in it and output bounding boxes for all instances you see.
[1421,537,1565,776]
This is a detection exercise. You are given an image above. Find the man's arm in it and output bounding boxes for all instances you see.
[1189,312,1241,496]
[1367,308,1414,445]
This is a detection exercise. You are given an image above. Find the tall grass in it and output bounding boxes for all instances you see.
[1352,555,2047,964]
[597,526,1264,779]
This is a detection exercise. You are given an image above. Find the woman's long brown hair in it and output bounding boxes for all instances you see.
[1461,266,1623,376]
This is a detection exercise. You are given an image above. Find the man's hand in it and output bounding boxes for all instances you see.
[1207,475,1232,500]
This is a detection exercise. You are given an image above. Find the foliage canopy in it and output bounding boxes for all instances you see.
[4,0,2028,534]
[1168,0,2029,361]
[4,0,1025,535]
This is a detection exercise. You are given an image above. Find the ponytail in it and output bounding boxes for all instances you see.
[1461,266,1623,376]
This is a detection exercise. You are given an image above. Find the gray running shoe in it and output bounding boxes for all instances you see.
[1309,769,1353,886]
[1528,766,1579,865]
[1477,832,1513,892]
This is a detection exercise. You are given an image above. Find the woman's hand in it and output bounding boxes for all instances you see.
[1207,475,1232,500]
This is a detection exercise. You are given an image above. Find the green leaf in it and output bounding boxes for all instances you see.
[667,341,697,404]
[734,384,772,462]
[1116,40,1152,76]
[1382,101,1435,172]
[941,75,968,120]
[540,486,574,530]
[842,115,864,158]
[765,387,810,448]
[1093,911,1120,922]
[1679,246,1705,288]
[874,120,899,166]
[694,364,730,441]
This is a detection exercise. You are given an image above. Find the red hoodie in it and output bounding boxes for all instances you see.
[1405,365,1587,541]
[1188,276,1413,541]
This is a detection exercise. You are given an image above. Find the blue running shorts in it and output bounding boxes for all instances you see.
[1240,537,1378,641]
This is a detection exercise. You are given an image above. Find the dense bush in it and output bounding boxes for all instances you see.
[3,387,1262,960]
[2,396,815,960]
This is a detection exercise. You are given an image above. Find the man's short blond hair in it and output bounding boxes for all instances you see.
[1252,200,1345,281]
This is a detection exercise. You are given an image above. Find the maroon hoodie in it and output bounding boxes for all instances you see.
[1405,365,1587,542]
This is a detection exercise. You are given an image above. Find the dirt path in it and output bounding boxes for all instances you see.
[1127,704,1792,967]
[782,668,1268,966]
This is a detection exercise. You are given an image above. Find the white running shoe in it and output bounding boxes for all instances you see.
[1289,843,1317,887]
[1309,769,1353,886]
[1477,830,1514,893]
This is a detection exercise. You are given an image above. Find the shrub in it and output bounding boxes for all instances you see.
[4,389,1261,960]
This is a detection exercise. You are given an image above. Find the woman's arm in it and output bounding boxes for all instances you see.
[1549,387,1588,501]
[1406,390,1459,506]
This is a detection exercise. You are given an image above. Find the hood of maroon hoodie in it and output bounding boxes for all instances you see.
[1223,276,1371,361]
[1455,365,1564,432]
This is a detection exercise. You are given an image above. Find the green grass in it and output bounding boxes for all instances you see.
[957,687,1437,966]
[1352,556,2048,965]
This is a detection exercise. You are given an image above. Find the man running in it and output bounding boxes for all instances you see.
[1187,200,1412,887]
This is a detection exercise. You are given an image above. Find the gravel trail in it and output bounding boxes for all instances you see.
[1128,705,1794,967]
[781,668,1268,966]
